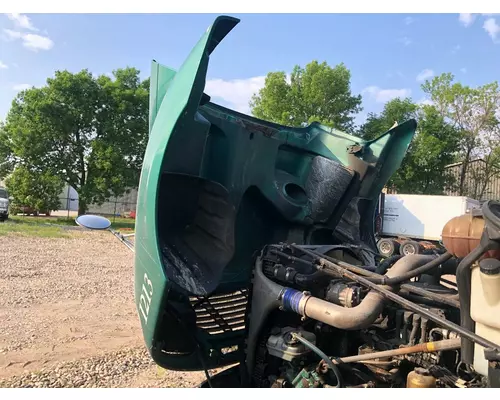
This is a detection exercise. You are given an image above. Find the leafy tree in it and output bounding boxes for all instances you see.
[407,105,461,194]
[250,61,362,132]
[421,73,500,196]
[1,68,149,215]
[358,98,418,141]
[0,122,14,179]
[6,166,64,214]
[358,98,460,194]
[358,98,417,191]
[462,142,500,200]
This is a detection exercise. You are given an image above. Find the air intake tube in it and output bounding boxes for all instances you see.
[279,254,437,330]
[245,252,439,375]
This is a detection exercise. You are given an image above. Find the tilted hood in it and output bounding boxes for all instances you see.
[134,15,417,372]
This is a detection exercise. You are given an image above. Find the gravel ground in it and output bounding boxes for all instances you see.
[0,346,210,388]
[0,230,209,387]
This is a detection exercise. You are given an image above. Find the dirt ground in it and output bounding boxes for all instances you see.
[0,230,208,387]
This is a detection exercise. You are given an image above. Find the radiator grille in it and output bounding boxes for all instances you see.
[189,289,248,335]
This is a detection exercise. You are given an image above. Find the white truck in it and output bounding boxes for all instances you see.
[375,193,481,257]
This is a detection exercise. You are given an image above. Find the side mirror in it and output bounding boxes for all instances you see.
[75,214,111,230]
[75,214,135,252]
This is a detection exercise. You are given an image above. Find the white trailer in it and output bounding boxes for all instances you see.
[376,194,481,256]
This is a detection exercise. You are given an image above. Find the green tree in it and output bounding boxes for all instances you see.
[358,98,418,141]
[358,98,417,191]
[358,98,460,194]
[0,122,15,179]
[6,166,64,214]
[250,61,362,132]
[1,67,149,215]
[421,73,500,196]
[406,105,461,194]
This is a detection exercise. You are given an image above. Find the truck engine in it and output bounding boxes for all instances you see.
[237,201,500,388]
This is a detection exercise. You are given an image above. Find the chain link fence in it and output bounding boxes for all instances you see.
[55,189,138,220]
[8,185,138,225]
[87,199,137,217]
[87,189,138,217]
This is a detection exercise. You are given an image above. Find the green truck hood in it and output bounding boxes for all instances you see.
[134,15,417,372]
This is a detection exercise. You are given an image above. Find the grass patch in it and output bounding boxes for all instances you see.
[0,220,71,238]
[9,215,135,232]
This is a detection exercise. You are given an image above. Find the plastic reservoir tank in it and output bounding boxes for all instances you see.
[471,258,500,376]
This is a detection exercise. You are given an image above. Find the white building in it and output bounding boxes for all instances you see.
[58,184,79,211]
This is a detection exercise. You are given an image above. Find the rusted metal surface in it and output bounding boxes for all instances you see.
[331,339,461,365]
[419,241,438,251]
[400,284,460,308]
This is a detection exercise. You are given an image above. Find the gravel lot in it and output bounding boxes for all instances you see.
[0,230,208,388]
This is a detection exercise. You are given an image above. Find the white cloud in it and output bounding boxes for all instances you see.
[404,16,414,25]
[483,18,500,41]
[13,83,32,91]
[205,76,266,115]
[459,13,476,27]
[22,33,54,51]
[6,13,38,31]
[416,68,434,82]
[3,28,21,39]
[3,28,53,51]
[0,60,7,69]
[399,36,412,46]
[417,97,434,106]
[3,14,53,51]
[362,86,411,103]
[460,67,467,74]
[451,44,461,54]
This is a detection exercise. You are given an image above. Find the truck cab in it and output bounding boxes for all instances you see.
[0,187,9,221]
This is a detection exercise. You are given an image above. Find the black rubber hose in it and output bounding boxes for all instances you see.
[434,257,460,276]
[291,333,343,388]
[376,254,403,274]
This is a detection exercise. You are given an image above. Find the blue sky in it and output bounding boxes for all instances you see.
[1,13,500,127]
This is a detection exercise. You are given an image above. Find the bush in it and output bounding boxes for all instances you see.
[5,166,64,214]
